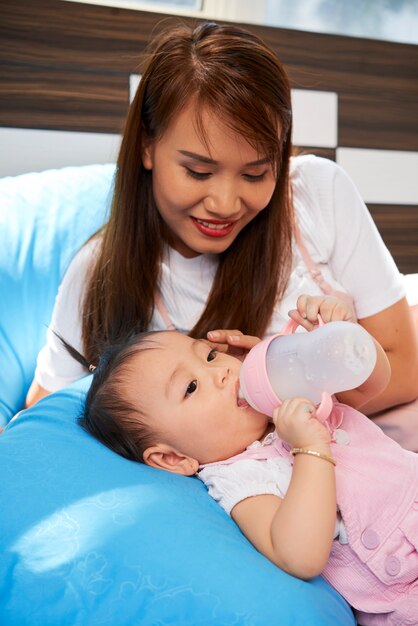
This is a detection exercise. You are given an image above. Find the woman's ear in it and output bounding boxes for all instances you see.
[142,139,154,171]
[143,443,199,476]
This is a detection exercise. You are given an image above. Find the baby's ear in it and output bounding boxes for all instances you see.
[143,443,198,476]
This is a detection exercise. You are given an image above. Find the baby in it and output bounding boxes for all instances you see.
[64,305,418,626]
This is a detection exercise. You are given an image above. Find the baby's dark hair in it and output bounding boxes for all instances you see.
[59,331,162,463]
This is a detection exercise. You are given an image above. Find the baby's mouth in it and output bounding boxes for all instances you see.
[236,382,249,408]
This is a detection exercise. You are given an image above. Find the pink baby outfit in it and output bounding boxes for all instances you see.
[199,402,418,626]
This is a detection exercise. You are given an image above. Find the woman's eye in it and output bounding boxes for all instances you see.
[207,349,217,362]
[185,168,211,181]
[243,172,267,182]
[186,380,197,396]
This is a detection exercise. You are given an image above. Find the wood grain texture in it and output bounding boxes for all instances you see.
[1,0,417,147]
[1,0,417,270]
[293,147,336,161]
[339,94,418,151]
[1,63,129,132]
[368,204,418,275]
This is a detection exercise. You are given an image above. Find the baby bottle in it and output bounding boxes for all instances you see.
[239,319,376,421]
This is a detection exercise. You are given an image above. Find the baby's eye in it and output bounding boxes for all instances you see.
[186,380,197,396]
[207,349,217,362]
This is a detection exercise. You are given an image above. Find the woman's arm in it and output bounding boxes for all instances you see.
[308,159,415,412]
[357,298,418,414]
[335,334,391,411]
[25,381,51,408]
[24,244,95,409]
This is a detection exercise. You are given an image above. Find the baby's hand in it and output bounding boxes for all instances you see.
[272,398,331,450]
[288,294,356,331]
[206,329,260,360]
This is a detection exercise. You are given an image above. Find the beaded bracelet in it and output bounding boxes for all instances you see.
[290,447,336,466]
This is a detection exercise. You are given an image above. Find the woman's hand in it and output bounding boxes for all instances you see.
[272,398,331,452]
[288,294,356,331]
[206,329,260,360]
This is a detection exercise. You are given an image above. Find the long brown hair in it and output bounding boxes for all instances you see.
[82,21,293,363]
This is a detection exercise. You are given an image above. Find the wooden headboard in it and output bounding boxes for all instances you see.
[1,0,417,272]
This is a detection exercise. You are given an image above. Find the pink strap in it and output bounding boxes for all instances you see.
[294,223,355,309]
[154,291,176,331]
[154,224,354,330]
[294,223,320,275]
[200,404,345,470]
[199,443,279,469]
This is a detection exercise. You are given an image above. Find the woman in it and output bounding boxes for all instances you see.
[26,21,418,437]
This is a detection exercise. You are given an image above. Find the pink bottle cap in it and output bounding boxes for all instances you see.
[239,318,333,421]
[239,333,282,417]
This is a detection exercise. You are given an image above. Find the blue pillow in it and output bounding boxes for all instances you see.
[0,165,355,625]
[0,164,115,424]
[1,379,355,626]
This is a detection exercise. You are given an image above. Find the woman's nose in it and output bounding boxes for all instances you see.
[204,183,241,219]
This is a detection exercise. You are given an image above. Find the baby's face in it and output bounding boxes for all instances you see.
[126,332,269,465]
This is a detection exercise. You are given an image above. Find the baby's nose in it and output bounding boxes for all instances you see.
[214,366,231,388]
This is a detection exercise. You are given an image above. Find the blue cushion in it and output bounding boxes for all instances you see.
[0,164,115,424]
[0,165,355,625]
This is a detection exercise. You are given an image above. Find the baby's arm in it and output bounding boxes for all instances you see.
[232,399,336,580]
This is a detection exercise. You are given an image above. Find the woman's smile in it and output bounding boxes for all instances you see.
[191,216,237,238]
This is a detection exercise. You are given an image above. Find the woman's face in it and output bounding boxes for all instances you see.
[125,332,269,466]
[142,102,278,258]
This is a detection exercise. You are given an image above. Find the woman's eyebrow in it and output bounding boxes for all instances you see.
[178,150,269,167]
[178,150,215,164]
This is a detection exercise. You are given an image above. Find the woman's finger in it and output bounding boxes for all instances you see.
[207,329,242,343]
[206,329,260,358]
[288,309,315,331]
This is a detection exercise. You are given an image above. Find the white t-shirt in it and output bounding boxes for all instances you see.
[35,155,405,391]
[198,430,348,543]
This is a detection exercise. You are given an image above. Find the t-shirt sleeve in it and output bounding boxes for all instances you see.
[295,156,405,319]
[198,457,292,516]
[34,241,97,392]
[328,161,405,318]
